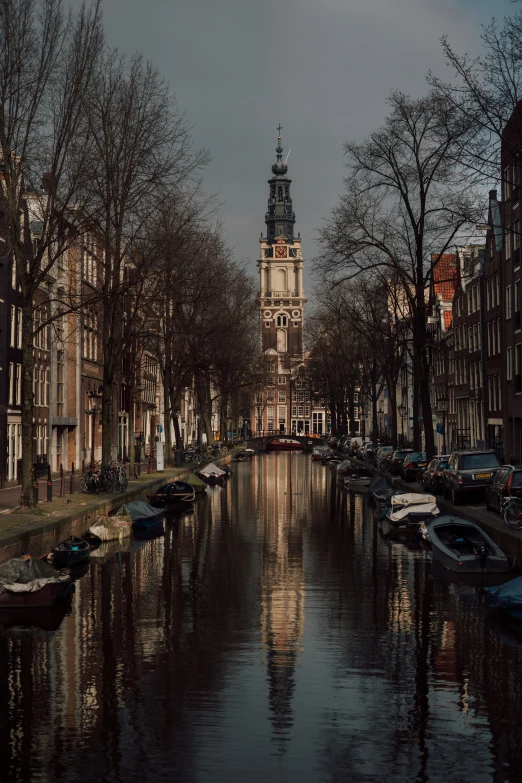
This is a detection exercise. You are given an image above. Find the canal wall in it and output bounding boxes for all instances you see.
[0,452,235,565]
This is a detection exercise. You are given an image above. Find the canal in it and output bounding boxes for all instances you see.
[1,452,522,782]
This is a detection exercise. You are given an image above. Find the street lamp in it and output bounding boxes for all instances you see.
[398,403,406,447]
[86,390,102,469]
[436,396,449,455]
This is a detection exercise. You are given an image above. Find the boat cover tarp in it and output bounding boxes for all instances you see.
[368,476,389,493]
[186,472,207,491]
[336,460,352,471]
[485,577,522,609]
[390,502,439,522]
[391,493,436,508]
[89,514,132,541]
[123,501,161,521]
[199,462,226,478]
[0,557,68,594]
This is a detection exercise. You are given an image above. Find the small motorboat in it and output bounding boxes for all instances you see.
[89,513,132,542]
[336,460,354,476]
[368,475,393,505]
[124,501,166,531]
[221,465,232,478]
[328,459,342,470]
[185,472,208,494]
[52,536,91,568]
[198,463,227,486]
[485,577,522,617]
[426,516,509,574]
[344,467,373,493]
[149,481,195,507]
[312,446,329,461]
[384,493,439,534]
[0,557,71,609]
[265,437,303,451]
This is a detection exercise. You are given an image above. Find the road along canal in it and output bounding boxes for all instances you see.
[1,451,521,783]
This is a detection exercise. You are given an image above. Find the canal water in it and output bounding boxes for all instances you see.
[1,452,522,783]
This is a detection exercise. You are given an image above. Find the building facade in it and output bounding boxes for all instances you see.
[254,131,326,436]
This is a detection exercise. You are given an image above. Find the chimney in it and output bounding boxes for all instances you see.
[41,172,53,193]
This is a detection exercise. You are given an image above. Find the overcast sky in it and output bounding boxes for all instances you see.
[99,0,511,289]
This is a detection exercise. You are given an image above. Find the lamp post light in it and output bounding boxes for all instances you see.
[86,391,101,470]
[398,403,406,447]
[437,396,449,455]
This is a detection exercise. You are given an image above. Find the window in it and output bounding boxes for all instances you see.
[276,315,287,327]
[56,351,64,416]
[278,391,286,403]
[468,327,473,351]
[278,376,286,385]
[496,272,501,304]
[8,363,14,406]
[515,343,522,394]
[487,321,492,356]
[488,375,493,410]
[10,306,16,347]
[507,346,513,380]
[516,281,521,331]
[507,226,513,260]
[486,278,491,311]
[504,166,510,201]
[507,285,513,319]
[497,374,502,411]
[291,406,297,417]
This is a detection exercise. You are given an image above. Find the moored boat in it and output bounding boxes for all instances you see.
[265,437,303,451]
[198,463,227,486]
[385,492,439,534]
[124,501,166,531]
[426,516,509,573]
[149,481,195,507]
[89,513,132,542]
[0,557,71,609]
[345,476,372,493]
[52,536,91,568]
[485,577,522,619]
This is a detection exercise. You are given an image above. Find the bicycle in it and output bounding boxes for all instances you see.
[182,448,203,465]
[379,456,392,473]
[80,464,101,493]
[100,462,128,493]
[502,496,522,530]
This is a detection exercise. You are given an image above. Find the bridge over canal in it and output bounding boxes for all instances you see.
[246,434,327,452]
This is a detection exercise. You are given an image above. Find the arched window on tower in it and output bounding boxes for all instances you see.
[276,315,287,327]
[278,186,283,202]
[275,268,287,291]
[277,329,287,352]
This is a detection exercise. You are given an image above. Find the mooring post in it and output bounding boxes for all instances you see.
[47,464,52,502]
[70,462,75,494]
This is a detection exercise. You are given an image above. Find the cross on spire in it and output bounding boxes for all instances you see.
[277,122,283,136]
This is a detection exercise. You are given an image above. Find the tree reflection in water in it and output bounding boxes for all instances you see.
[0,453,521,782]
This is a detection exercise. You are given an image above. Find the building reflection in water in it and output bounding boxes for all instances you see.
[256,453,306,751]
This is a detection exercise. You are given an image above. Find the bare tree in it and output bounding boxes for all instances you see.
[0,0,103,506]
[82,48,208,465]
[315,90,482,458]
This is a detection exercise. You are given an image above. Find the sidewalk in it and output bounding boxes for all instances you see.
[0,453,235,565]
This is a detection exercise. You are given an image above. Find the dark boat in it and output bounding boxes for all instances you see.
[485,577,522,618]
[368,475,392,504]
[133,521,165,540]
[426,516,509,573]
[0,557,71,609]
[265,437,303,451]
[124,501,166,531]
[0,595,73,632]
[149,481,195,508]
[52,536,91,568]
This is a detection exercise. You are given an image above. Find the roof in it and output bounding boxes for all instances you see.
[443,311,453,329]
[433,254,458,301]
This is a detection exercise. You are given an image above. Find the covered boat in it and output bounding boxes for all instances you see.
[368,475,393,504]
[426,516,509,573]
[0,557,71,609]
[185,472,208,494]
[385,493,439,533]
[52,536,91,568]
[485,577,522,618]
[265,437,303,451]
[336,460,354,475]
[89,513,132,542]
[124,501,166,531]
[312,446,329,461]
[149,481,195,507]
[198,463,227,486]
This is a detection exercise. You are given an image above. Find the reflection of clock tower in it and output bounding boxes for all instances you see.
[255,128,308,434]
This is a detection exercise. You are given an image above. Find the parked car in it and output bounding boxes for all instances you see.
[390,448,414,475]
[442,450,501,505]
[376,446,393,465]
[485,464,522,512]
[400,452,428,482]
[421,456,449,494]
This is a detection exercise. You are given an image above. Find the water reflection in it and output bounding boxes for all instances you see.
[0,453,522,781]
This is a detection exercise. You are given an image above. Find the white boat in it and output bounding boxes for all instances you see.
[386,492,439,532]
[89,514,132,542]
[198,462,227,485]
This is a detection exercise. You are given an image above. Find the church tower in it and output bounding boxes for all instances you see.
[255,129,310,435]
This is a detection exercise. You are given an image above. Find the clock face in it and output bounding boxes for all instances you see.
[275,246,286,259]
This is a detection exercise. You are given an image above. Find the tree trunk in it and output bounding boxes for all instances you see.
[128,396,135,478]
[20,299,35,508]
[163,384,173,465]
